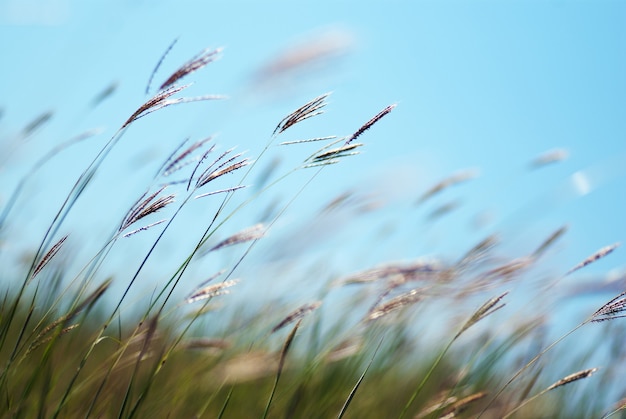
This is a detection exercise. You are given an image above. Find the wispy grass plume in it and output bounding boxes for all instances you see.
[367,289,421,321]
[123,84,226,128]
[205,224,266,253]
[417,168,479,205]
[271,302,321,333]
[159,47,222,91]
[186,279,239,304]
[566,242,620,275]
[590,290,626,322]
[119,186,175,233]
[272,92,330,136]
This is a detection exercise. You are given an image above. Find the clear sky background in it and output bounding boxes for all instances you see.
[1,1,625,336]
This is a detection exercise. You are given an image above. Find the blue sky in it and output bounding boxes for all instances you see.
[1,1,625,315]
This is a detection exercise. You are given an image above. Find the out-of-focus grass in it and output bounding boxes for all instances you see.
[3,285,623,418]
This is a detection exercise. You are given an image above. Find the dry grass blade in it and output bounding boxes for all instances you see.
[271,301,321,333]
[417,168,479,205]
[206,224,266,253]
[273,92,330,136]
[345,103,396,145]
[367,289,421,321]
[32,234,68,279]
[456,292,508,339]
[120,186,175,232]
[159,47,222,91]
[546,367,598,391]
[532,225,568,259]
[186,279,239,304]
[591,290,626,322]
[566,242,620,275]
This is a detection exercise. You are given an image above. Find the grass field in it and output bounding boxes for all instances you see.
[1,43,625,419]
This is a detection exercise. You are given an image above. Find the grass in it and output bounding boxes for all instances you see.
[1,43,625,418]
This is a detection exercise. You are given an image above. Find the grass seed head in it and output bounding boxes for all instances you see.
[159,47,223,91]
[367,288,421,321]
[186,279,239,304]
[271,302,321,333]
[345,103,396,145]
[546,367,598,391]
[591,290,626,322]
[273,92,331,136]
[32,234,69,280]
[566,242,621,276]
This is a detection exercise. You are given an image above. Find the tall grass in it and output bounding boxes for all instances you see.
[1,43,625,419]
